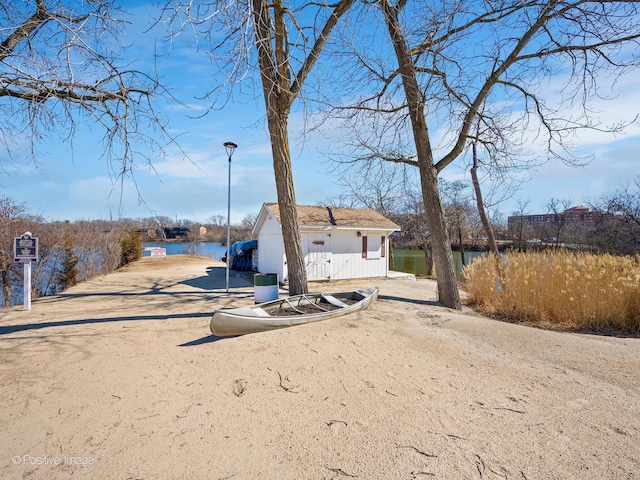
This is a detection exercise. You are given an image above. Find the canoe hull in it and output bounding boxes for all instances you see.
[210,287,379,337]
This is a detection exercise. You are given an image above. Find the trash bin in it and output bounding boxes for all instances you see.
[254,273,279,303]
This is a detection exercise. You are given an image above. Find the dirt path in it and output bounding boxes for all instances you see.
[1,255,638,479]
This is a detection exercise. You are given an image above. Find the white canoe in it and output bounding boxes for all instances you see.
[210,287,379,337]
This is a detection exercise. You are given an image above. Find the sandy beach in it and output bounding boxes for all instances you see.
[0,254,638,479]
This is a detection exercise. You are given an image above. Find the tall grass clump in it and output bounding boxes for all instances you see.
[463,251,640,334]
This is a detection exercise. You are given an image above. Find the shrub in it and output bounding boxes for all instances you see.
[463,250,640,334]
[119,231,144,267]
[57,229,79,290]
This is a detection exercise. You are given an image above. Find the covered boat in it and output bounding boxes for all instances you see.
[210,287,379,337]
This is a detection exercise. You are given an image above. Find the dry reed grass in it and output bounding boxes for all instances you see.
[462,250,640,334]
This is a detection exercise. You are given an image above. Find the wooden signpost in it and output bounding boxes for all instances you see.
[14,232,38,310]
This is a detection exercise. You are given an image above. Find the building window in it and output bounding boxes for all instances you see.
[362,235,382,259]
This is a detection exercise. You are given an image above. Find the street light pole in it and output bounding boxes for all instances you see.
[223,142,238,293]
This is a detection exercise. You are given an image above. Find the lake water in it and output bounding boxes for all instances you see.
[393,249,486,280]
[143,242,227,260]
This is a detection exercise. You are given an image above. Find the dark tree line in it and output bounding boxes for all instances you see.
[590,178,640,255]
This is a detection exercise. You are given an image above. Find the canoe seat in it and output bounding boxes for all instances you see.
[321,295,348,308]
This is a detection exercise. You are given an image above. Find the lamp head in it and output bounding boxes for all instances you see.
[223,142,238,158]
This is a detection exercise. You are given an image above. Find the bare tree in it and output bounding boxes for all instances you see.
[470,143,500,256]
[467,101,527,257]
[400,187,434,276]
[0,199,73,305]
[510,199,533,248]
[157,0,355,294]
[323,0,640,308]
[376,0,462,308]
[68,219,122,279]
[329,159,408,215]
[240,213,258,229]
[545,198,573,246]
[440,179,473,267]
[590,177,640,255]
[470,141,506,286]
[1,0,177,184]
[208,215,227,227]
[602,177,640,228]
[0,196,34,306]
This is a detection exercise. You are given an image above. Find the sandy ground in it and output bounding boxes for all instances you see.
[0,254,638,480]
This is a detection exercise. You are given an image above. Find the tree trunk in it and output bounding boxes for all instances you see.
[253,0,308,295]
[251,0,354,294]
[458,226,466,267]
[422,240,434,276]
[1,268,11,307]
[470,143,505,285]
[267,113,308,294]
[381,0,461,309]
[419,163,461,308]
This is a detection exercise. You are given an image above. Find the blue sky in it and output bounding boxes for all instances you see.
[1,2,639,225]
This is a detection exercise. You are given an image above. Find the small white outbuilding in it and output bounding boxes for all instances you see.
[251,203,401,282]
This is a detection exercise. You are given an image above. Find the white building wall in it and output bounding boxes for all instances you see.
[255,214,286,281]
[325,230,390,280]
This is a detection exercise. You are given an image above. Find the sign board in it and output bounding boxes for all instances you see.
[149,247,167,258]
[14,232,38,263]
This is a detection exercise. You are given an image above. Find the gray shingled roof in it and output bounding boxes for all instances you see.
[265,203,400,230]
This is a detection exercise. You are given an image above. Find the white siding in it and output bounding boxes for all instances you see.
[255,214,286,281]
[310,229,390,280]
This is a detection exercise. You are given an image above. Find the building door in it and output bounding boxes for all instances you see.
[305,233,331,280]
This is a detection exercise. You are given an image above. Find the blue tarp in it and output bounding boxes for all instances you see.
[229,240,257,257]
[226,240,258,271]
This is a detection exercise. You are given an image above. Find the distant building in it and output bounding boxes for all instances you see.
[508,206,602,239]
[163,226,189,239]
